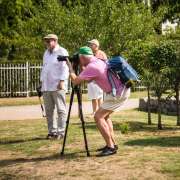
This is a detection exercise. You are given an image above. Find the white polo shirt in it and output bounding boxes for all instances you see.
[40,44,69,92]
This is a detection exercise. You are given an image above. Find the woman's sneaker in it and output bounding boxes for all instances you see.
[96,146,117,157]
[97,145,118,151]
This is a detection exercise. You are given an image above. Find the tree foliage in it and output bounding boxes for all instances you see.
[150,0,180,23]
[0,0,168,61]
[129,39,180,129]
[146,41,180,129]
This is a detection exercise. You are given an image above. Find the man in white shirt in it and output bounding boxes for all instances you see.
[37,34,69,140]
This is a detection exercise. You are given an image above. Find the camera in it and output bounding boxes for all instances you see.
[37,87,42,97]
[57,55,79,63]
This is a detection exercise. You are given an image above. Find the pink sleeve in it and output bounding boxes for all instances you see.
[79,65,97,80]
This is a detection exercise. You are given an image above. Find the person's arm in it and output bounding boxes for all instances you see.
[57,61,68,90]
[66,58,85,85]
[102,51,107,59]
[57,49,69,89]
[79,62,85,72]
[78,61,92,83]
[57,80,64,90]
[38,54,45,89]
[37,82,42,89]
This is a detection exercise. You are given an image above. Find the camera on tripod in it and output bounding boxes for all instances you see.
[57,55,79,63]
[58,54,90,156]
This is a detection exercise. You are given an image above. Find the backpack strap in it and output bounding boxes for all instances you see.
[107,70,128,99]
[107,69,117,99]
[117,86,126,99]
[97,57,109,61]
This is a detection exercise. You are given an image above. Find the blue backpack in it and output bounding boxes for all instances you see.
[99,56,141,98]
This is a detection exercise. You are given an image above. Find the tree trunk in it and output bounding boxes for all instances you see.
[147,87,151,124]
[175,84,180,126]
[157,93,162,130]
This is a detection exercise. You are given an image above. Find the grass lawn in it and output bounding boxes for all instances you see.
[0,90,149,107]
[0,109,180,180]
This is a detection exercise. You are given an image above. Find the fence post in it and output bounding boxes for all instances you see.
[26,62,29,97]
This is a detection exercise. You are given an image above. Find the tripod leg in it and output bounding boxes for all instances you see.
[76,87,90,157]
[61,89,75,155]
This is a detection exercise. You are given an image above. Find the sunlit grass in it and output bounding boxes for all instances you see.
[0,100,41,107]
[0,109,180,179]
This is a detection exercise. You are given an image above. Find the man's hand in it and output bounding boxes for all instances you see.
[57,80,64,90]
[37,82,42,89]
[86,79,93,83]
[66,58,73,69]
[66,57,85,85]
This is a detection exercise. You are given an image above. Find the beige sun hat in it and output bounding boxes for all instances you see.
[43,34,58,40]
[88,39,99,46]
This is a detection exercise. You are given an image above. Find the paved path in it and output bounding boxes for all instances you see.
[0,98,139,121]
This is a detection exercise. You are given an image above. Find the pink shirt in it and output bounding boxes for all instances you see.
[79,57,127,94]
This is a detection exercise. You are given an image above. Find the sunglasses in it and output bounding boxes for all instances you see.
[45,39,53,43]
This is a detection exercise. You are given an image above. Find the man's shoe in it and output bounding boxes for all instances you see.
[51,134,64,140]
[45,134,54,140]
[96,146,117,157]
[97,145,118,151]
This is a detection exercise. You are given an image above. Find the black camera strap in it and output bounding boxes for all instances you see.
[39,96,46,118]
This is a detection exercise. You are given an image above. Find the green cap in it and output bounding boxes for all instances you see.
[74,46,93,55]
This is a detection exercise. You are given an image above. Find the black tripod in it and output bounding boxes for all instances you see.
[61,64,90,157]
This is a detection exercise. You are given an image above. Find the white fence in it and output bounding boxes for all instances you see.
[0,62,146,97]
[0,62,89,97]
[0,62,43,97]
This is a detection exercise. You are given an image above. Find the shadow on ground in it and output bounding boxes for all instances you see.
[0,152,88,167]
[124,136,180,147]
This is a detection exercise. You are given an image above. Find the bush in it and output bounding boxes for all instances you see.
[119,123,131,134]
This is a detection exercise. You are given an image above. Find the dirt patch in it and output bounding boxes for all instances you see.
[0,150,172,180]
[0,96,39,103]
